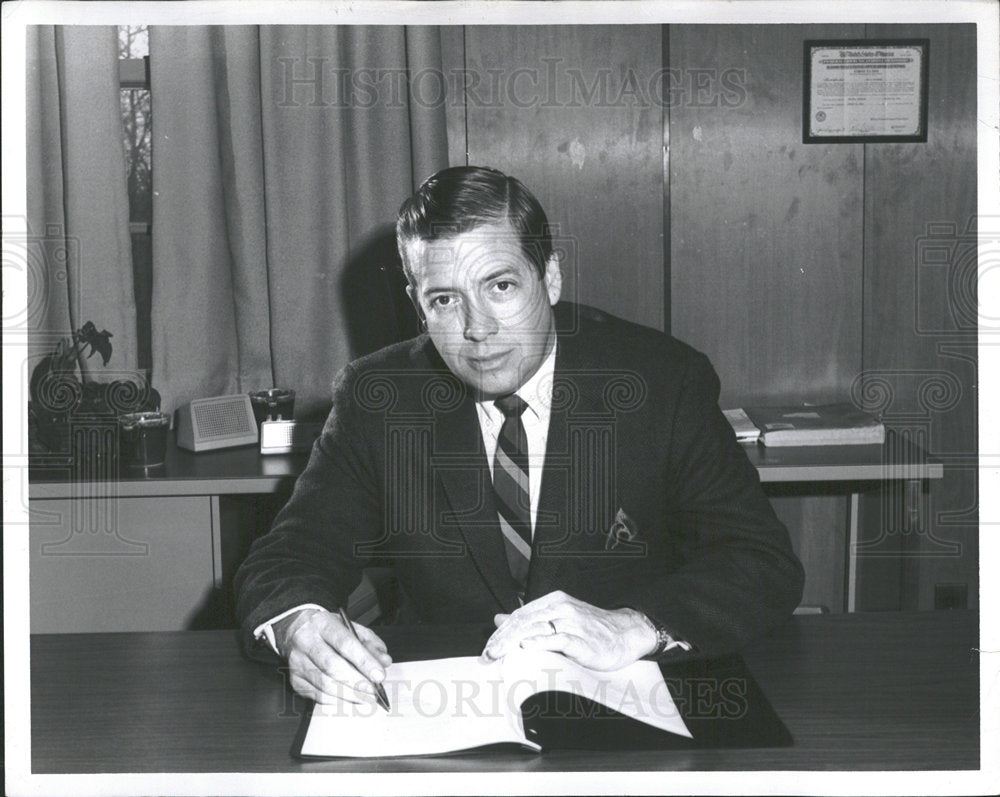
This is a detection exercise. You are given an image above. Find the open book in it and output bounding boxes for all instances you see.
[294,650,691,758]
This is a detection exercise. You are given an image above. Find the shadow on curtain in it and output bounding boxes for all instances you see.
[149,25,448,418]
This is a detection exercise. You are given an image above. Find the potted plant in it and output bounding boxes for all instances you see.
[28,321,161,459]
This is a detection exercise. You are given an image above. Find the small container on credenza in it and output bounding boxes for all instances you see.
[119,411,171,468]
[259,420,323,455]
[249,388,295,431]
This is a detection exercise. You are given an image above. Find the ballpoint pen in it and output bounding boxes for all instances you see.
[337,607,391,712]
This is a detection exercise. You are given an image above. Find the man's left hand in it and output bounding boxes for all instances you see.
[481,590,657,671]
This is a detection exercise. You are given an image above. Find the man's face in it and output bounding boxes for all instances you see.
[405,222,562,399]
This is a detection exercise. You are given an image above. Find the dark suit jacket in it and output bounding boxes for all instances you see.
[234,303,804,658]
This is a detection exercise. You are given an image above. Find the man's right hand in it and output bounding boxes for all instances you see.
[273,608,392,704]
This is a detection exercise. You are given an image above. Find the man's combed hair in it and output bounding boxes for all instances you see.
[396,166,553,281]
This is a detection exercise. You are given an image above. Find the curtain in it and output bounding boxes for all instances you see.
[149,26,449,417]
[26,26,138,377]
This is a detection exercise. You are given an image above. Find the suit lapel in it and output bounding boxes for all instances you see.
[434,392,520,613]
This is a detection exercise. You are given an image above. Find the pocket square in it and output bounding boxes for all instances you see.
[605,507,639,551]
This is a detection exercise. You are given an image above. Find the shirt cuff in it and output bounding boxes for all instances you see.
[658,634,693,654]
[253,603,328,656]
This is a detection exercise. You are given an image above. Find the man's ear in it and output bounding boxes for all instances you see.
[543,254,562,306]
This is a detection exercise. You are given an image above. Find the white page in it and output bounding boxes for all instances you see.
[298,656,536,758]
[299,651,690,757]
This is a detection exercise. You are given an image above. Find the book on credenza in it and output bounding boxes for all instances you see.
[723,408,761,443]
[292,648,792,758]
[743,402,885,447]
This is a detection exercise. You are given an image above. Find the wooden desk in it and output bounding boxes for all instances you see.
[30,610,979,773]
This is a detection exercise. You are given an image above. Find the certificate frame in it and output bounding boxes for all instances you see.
[803,39,929,143]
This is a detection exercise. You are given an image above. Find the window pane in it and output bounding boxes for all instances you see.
[119,25,148,58]
[119,25,150,224]
[121,87,152,224]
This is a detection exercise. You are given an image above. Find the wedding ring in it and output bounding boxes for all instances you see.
[548,620,558,635]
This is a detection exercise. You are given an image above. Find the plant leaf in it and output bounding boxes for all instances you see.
[79,323,114,366]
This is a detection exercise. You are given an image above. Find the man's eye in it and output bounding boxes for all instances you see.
[493,280,514,292]
[431,295,454,308]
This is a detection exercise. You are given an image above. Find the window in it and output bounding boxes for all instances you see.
[118,25,152,371]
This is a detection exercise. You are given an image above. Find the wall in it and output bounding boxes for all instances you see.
[442,26,666,331]
[442,23,978,612]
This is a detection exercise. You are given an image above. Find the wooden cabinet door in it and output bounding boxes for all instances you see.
[30,496,217,632]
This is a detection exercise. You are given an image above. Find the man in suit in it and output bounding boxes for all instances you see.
[235,166,803,706]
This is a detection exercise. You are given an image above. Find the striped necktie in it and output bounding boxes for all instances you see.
[492,393,532,596]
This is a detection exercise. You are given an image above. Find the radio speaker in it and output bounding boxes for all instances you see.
[176,394,259,452]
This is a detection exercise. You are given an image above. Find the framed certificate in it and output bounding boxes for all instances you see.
[803,39,929,143]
